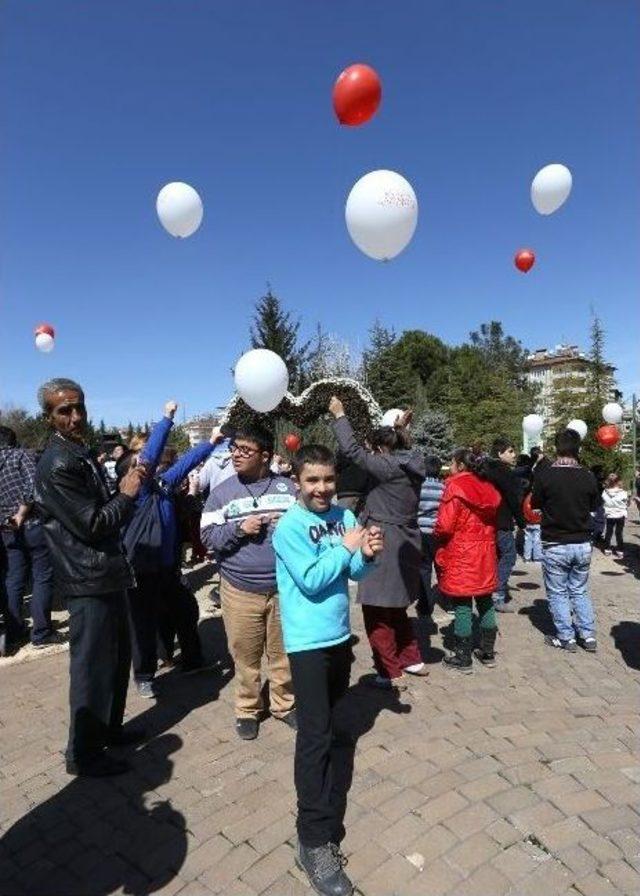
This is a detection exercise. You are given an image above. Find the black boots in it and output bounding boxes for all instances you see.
[474,628,498,667]
[296,841,353,896]
[443,636,473,673]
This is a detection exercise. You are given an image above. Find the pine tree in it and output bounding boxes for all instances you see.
[362,322,412,409]
[250,286,310,391]
[412,409,455,463]
[126,421,134,441]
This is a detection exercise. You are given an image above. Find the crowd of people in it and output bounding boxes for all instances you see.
[0,375,636,896]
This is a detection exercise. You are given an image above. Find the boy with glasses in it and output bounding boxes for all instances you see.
[200,425,297,739]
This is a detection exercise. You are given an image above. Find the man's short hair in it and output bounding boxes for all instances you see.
[0,426,17,448]
[292,444,335,477]
[37,378,84,413]
[233,425,274,457]
[555,428,581,459]
[491,437,513,457]
[530,446,543,462]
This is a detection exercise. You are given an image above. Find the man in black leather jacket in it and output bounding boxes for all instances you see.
[34,377,146,776]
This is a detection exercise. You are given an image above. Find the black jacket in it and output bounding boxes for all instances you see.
[482,458,526,530]
[531,462,601,544]
[34,433,135,596]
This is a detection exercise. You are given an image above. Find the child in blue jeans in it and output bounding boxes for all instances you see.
[523,494,542,561]
[273,444,383,896]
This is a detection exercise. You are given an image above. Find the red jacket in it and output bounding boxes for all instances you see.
[434,471,501,597]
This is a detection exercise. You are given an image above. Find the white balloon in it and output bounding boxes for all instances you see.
[531,164,572,216]
[602,402,623,425]
[156,182,203,238]
[522,414,544,437]
[382,408,403,427]
[567,418,587,440]
[345,170,418,261]
[35,333,54,353]
[234,349,289,413]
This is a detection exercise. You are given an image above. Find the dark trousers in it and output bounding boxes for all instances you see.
[495,529,517,603]
[417,532,437,615]
[67,591,131,763]
[362,604,422,679]
[1,525,54,644]
[289,640,352,848]
[127,568,202,681]
[603,518,624,551]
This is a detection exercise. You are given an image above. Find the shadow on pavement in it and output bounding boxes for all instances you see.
[610,621,640,671]
[329,672,411,846]
[518,598,555,637]
[0,616,233,895]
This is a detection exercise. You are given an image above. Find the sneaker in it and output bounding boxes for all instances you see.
[279,710,297,731]
[32,632,66,649]
[208,586,222,609]
[66,755,130,777]
[236,718,259,740]
[603,549,612,556]
[544,635,577,652]
[135,680,155,699]
[295,840,353,896]
[403,662,430,677]
[614,550,624,559]
[580,637,597,653]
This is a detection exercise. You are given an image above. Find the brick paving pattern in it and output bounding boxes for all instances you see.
[0,526,639,895]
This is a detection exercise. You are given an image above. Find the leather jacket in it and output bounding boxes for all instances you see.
[34,433,135,596]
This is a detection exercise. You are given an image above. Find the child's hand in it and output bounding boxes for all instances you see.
[164,400,178,419]
[342,525,365,553]
[362,525,384,558]
[187,470,200,495]
[328,396,345,419]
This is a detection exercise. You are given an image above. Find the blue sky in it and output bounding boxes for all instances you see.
[2,0,638,426]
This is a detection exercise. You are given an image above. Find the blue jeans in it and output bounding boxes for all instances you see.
[524,525,542,561]
[542,542,595,641]
[494,530,516,604]
[1,524,54,644]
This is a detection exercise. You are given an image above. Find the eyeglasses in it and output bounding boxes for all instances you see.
[230,443,259,458]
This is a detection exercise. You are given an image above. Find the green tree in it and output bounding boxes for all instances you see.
[250,286,310,392]
[167,425,191,454]
[126,421,134,442]
[412,409,455,463]
[362,323,413,408]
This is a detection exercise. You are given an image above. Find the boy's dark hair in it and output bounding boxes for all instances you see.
[491,437,513,457]
[370,426,405,452]
[292,444,335,477]
[530,446,543,463]
[424,455,442,478]
[0,426,17,448]
[555,428,581,459]
[516,453,531,468]
[233,425,274,457]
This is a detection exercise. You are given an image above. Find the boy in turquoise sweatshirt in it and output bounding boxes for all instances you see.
[273,444,383,896]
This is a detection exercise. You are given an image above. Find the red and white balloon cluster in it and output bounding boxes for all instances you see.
[34,323,55,353]
[595,402,623,449]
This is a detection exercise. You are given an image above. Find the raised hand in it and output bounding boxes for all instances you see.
[164,400,178,420]
[329,396,345,419]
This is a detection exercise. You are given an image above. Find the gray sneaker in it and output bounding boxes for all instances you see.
[296,840,353,896]
[136,680,155,699]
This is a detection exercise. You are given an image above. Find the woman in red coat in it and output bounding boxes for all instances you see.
[434,448,501,672]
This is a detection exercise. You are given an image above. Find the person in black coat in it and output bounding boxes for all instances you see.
[34,377,146,777]
[481,438,526,613]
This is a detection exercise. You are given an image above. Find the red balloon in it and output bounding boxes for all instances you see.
[332,63,382,126]
[595,424,621,449]
[284,433,301,453]
[515,249,535,273]
[34,322,55,339]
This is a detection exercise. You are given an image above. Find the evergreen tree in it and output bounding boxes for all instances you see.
[250,286,310,391]
[412,409,455,463]
[99,419,106,437]
[126,421,134,442]
[362,322,413,409]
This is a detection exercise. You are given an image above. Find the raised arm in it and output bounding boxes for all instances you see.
[329,409,396,483]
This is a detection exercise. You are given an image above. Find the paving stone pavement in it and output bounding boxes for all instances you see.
[1,525,639,896]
